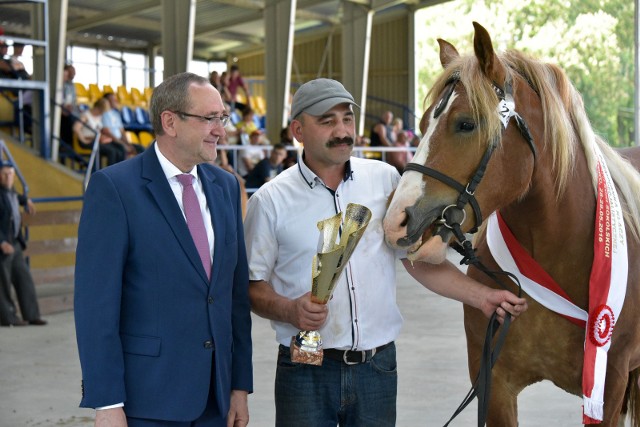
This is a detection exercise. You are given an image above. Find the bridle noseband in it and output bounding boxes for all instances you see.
[404,70,536,261]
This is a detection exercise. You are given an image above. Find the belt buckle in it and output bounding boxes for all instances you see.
[343,350,367,365]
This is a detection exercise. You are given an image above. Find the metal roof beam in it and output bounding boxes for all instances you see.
[67,0,161,32]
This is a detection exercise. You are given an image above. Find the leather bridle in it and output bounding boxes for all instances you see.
[404,71,536,261]
[403,70,539,427]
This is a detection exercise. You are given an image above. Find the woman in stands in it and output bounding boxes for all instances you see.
[73,98,126,166]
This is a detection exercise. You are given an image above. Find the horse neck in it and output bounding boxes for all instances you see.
[499,142,595,307]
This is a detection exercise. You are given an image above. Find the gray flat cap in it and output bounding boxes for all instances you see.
[290,78,359,119]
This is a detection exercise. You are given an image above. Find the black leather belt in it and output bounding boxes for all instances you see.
[323,342,392,365]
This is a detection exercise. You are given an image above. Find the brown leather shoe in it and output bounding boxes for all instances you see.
[1,319,28,327]
[28,319,47,326]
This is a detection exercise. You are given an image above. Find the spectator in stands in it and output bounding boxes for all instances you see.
[220,71,233,106]
[74,71,251,426]
[60,64,79,146]
[386,129,411,175]
[370,110,394,147]
[0,42,32,132]
[279,124,297,169]
[237,129,265,178]
[209,70,220,88]
[101,92,144,157]
[227,64,251,112]
[0,40,14,78]
[9,43,27,75]
[244,143,287,191]
[235,107,258,142]
[0,162,46,327]
[73,97,126,166]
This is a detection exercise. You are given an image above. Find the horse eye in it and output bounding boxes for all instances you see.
[456,121,476,133]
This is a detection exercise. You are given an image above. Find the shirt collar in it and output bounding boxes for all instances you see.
[154,143,198,181]
[297,151,353,189]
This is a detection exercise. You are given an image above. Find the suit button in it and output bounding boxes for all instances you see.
[204,340,213,349]
[208,296,214,304]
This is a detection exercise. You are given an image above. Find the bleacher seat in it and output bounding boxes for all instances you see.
[120,105,141,131]
[88,83,103,104]
[144,87,153,105]
[134,107,153,132]
[126,131,140,144]
[103,84,114,94]
[117,85,133,107]
[230,110,241,125]
[130,87,146,108]
[74,83,90,105]
[138,131,154,148]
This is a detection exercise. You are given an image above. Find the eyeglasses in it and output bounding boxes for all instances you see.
[173,111,230,128]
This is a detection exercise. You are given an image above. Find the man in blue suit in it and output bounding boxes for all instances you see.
[75,72,252,427]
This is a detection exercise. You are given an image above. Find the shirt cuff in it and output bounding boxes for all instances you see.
[96,403,124,410]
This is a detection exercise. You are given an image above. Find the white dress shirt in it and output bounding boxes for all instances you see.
[155,143,214,261]
[244,155,404,351]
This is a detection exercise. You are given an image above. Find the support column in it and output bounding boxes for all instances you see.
[31,1,51,159]
[49,0,68,161]
[161,0,196,79]
[341,1,373,136]
[264,0,296,144]
[635,0,639,146]
[407,6,417,132]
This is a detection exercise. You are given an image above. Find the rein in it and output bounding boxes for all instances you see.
[404,71,536,427]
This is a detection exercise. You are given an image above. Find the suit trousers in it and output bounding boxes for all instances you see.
[0,243,40,324]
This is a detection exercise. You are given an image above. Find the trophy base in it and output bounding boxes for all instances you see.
[290,336,323,366]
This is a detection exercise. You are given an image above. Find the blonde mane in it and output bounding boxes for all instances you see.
[426,50,640,241]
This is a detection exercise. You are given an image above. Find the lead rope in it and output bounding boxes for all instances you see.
[442,221,523,427]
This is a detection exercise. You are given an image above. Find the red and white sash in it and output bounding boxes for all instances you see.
[486,145,627,423]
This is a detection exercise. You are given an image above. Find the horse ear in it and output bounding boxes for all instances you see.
[472,22,504,81]
[437,38,459,68]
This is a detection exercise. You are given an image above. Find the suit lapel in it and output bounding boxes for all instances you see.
[198,165,224,288]
[142,147,210,286]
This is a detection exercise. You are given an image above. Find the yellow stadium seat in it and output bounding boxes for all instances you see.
[74,82,90,105]
[117,85,133,107]
[130,87,146,108]
[251,95,266,115]
[73,132,92,156]
[144,87,153,105]
[138,131,155,148]
[88,83,103,104]
[126,131,140,144]
[103,84,114,94]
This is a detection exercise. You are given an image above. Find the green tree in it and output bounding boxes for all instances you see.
[416,0,634,145]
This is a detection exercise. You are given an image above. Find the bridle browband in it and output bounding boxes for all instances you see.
[404,70,538,427]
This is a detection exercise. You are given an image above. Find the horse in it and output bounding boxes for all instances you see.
[383,22,640,426]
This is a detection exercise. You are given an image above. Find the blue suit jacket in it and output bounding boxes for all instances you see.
[74,145,252,421]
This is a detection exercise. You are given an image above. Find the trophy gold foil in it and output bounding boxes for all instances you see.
[291,203,372,365]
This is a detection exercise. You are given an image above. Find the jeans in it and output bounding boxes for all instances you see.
[275,343,397,427]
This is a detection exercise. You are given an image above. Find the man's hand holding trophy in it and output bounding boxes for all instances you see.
[290,203,372,365]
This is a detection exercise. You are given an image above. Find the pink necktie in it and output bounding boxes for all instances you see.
[177,174,211,279]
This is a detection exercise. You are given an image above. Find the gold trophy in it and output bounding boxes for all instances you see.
[290,203,372,365]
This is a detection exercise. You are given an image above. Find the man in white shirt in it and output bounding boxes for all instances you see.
[243,78,528,427]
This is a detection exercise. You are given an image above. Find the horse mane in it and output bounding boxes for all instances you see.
[426,50,640,241]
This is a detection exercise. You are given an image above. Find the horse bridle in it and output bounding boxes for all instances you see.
[403,71,538,427]
[404,70,537,261]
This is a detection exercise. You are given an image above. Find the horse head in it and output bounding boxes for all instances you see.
[383,22,543,263]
